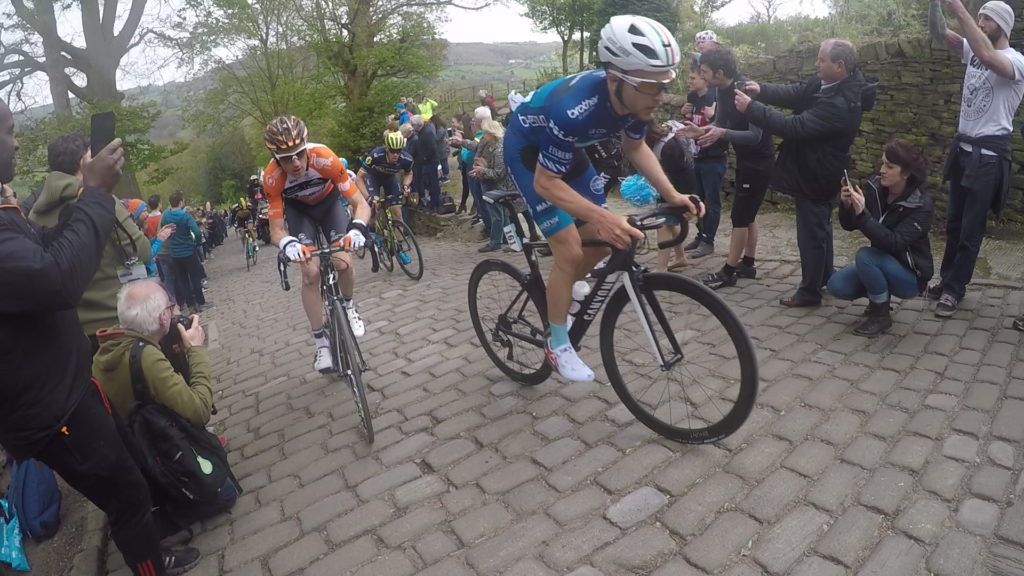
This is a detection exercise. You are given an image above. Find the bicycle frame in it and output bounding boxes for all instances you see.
[496,199,689,368]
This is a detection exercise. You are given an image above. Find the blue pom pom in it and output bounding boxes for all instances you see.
[620,174,657,207]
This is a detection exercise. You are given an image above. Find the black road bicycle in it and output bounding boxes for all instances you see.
[467,192,758,444]
[278,236,374,443]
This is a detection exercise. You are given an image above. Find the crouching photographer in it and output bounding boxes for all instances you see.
[93,279,239,537]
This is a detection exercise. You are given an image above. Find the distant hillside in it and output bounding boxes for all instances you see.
[16,41,560,142]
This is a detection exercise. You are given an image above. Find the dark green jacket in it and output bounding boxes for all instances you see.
[29,172,152,336]
[92,328,214,427]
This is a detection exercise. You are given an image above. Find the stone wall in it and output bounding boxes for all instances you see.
[678,33,1024,221]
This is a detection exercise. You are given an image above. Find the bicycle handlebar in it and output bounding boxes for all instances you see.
[578,196,701,252]
[276,242,356,291]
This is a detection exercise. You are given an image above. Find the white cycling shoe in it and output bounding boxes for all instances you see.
[545,342,595,382]
[314,346,334,373]
[344,303,366,337]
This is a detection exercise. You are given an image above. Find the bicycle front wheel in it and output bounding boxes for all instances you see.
[251,240,258,265]
[600,272,758,444]
[468,259,551,386]
[393,220,423,280]
[331,302,374,443]
[378,230,395,272]
[244,239,252,271]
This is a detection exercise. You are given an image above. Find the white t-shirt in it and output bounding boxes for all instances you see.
[958,41,1024,152]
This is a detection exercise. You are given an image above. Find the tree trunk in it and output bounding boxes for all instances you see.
[578,27,584,71]
[561,38,570,75]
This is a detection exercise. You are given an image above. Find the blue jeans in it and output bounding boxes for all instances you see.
[794,195,835,303]
[485,201,510,247]
[827,246,920,303]
[693,160,726,246]
[939,148,1000,300]
[470,176,491,231]
[158,255,176,303]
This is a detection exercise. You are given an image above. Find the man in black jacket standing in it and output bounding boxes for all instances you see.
[0,102,198,576]
[736,39,866,307]
[412,115,442,211]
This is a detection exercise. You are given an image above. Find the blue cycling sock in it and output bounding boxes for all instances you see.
[548,322,569,349]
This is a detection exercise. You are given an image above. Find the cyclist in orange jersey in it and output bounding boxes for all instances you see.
[262,115,372,373]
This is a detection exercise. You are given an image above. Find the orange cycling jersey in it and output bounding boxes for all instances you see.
[261,143,355,221]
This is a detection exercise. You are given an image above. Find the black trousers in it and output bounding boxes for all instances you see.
[34,385,166,576]
[169,253,206,308]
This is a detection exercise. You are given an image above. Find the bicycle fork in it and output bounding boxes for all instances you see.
[620,271,683,371]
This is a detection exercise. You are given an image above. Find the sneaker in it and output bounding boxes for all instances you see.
[926,283,943,300]
[162,547,201,576]
[702,270,737,290]
[736,264,757,279]
[935,293,958,318]
[683,238,701,252]
[314,346,334,373]
[686,242,714,259]
[197,302,215,311]
[478,244,500,253]
[545,342,595,382]
[344,303,366,337]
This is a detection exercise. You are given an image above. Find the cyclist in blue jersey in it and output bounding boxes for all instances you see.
[355,132,414,224]
[504,15,703,382]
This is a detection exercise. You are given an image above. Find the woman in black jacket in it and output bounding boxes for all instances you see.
[827,139,934,336]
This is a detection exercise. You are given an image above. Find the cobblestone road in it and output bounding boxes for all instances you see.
[106,223,1024,576]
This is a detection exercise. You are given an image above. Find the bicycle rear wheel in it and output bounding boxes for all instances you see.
[330,301,374,443]
[393,220,423,280]
[468,259,551,386]
[600,272,757,444]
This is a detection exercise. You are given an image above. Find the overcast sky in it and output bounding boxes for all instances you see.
[440,0,830,43]
[8,0,830,108]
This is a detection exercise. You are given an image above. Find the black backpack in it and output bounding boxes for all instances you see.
[437,192,456,214]
[123,340,240,509]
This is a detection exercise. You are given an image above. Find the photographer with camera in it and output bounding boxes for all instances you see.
[92,279,237,535]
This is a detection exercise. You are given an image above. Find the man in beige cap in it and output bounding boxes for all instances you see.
[929,0,1024,318]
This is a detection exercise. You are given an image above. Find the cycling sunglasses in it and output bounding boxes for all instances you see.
[607,69,676,96]
[274,148,307,163]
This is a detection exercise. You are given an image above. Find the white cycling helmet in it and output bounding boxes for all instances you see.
[598,15,680,72]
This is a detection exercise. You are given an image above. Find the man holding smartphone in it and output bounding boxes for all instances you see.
[734,39,869,307]
[0,102,199,576]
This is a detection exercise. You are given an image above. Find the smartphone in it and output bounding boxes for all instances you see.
[842,169,850,187]
[446,128,453,137]
[90,111,116,155]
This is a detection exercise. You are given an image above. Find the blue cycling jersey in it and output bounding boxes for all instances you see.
[362,146,414,178]
[504,69,648,237]
[506,69,647,176]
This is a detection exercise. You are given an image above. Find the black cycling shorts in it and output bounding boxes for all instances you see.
[731,164,771,228]
[363,172,402,206]
[284,194,351,246]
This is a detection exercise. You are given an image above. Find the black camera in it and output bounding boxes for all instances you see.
[169,314,193,335]
[159,314,194,378]
[734,80,747,92]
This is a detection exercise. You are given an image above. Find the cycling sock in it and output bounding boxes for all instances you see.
[549,322,570,349]
[312,329,328,349]
[742,256,756,267]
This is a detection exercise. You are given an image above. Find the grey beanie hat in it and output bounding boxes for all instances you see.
[980,1,1015,40]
